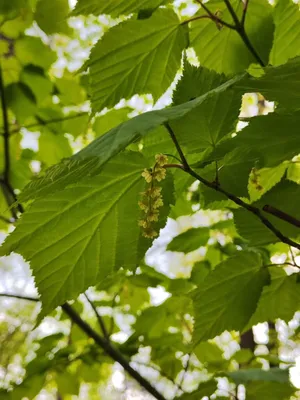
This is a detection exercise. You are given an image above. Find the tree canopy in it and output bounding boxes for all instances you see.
[0,0,300,399]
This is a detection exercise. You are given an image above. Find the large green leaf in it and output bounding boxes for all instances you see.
[269,0,300,66]
[247,268,300,326]
[193,251,269,343]
[190,0,274,75]
[85,8,187,112]
[170,62,241,154]
[0,152,149,318]
[19,72,244,202]
[72,0,168,17]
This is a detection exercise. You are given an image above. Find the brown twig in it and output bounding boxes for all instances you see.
[194,0,236,29]
[84,292,110,341]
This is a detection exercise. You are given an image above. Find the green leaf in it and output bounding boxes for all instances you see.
[177,380,217,399]
[220,112,300,168]
[19,72,244,202]
[93,108,132,137]
[72,0,169,17]
[6,83,37,123]
[35,0,71,35]
[15,36,56,70]
[193,251,269,343]
[287,162,300,184]
[193,342,223,365]
[0,152,149,318]
[190,0,274,75]
[236,56,300,109]
[247,268,300,326]
[270,0,300,66]
[227,368,290,384]
[248,163,288,202]
[38,131,73,167]
[170,63,241,154]
[56,371,80,395]
[55,75,86,105]
[85,8,187,112]
[234,181,300,246]
[245,381,294,400]
[21,67,53,105]
[62,113,90,138]
[167,227,209,253]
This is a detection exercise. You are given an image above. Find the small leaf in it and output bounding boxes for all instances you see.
[167,227,209,253]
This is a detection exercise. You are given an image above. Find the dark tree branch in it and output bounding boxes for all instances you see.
[84,293,110,341]
[166,124,300,251]
[241,0,250,27]
[0,67,23,218]
[0,293,39,302]
[0,67,10,184]
[263,205,300,229]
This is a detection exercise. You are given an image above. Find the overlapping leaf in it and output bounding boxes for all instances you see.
[19,72,244,202]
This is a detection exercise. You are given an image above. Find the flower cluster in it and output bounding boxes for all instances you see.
[138,154,168,238]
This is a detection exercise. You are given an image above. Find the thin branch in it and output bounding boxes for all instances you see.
[164,123,189,170]
[194,0,236,29]
[0,66,10,184]
[0,111,88,136]
[241,0,250,27]
[0,67,22,218]
[0,293,39,302]
[289,247,299,268]
[61,303,167,400]
[181,14,213,25]
[166,124,300,251]
[84,293,110,341]
[176,354,191,398]
[263,205,300,229]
